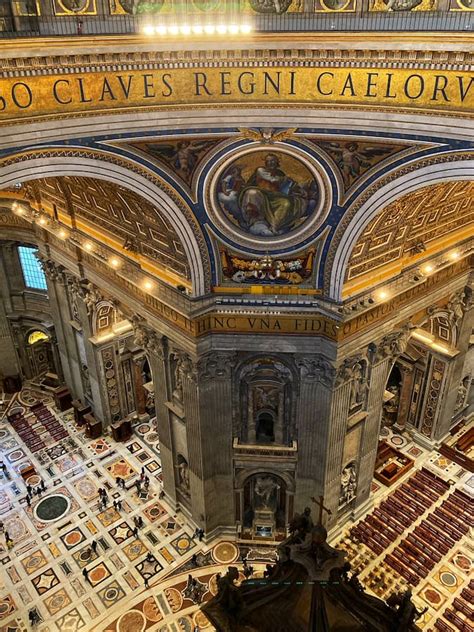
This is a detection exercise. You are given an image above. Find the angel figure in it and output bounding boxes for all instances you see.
[146,140,211,179]
[321,141,395,186]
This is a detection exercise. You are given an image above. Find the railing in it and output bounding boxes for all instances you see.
[0,4,472,38]
[233,438,298,459]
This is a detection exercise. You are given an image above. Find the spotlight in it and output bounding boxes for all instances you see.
[143,24,154,36]
[156,25,167,35]
[229,24,239,35]
[168,25,179,35]
[240,24,252,34]
[192,24,203,35]
[180,25,191,35]
[217,24,227,34]
[38,217,47,226]
[449,251,460,261]
[58,228,68,239]
[376,290,389,301]
[109,257,120,268]
[422,264,433,275]
[84,242,93,252]
[204,24,215,34]
[143,280,154,291]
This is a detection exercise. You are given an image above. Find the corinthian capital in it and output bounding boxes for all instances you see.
[130,314,164,359]
[296,355,335,388]
[37,256,64,282]
[198,352,236,381]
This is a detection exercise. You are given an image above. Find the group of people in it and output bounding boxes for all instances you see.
[25,479,46,507]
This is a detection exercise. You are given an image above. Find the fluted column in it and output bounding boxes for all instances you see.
[356,357,391,508]
[41,261,82,399]
[196,353,235,535]
[294,355,335,524]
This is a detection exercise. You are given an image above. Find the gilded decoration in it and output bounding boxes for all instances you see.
[212,148,323,240]
[1,64,473,123]
[53,0,97,14]
[220,248,315,285]
[314,139,409,189]
[346,181,474,282]
[243,0,303,12]
[450,0,473,9]
[314,0,357,11]
[370,0,436,9]
[21,176,191,281]
[126,137,225,188]
[13,0,41,15]
[323,152,474,295]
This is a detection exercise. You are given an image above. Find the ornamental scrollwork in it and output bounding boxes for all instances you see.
[36,255,64,282]
[373,321,416,363]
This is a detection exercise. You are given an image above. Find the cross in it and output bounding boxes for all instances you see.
[310,495,332,526]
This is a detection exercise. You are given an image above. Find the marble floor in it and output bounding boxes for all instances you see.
[0,390,472,632]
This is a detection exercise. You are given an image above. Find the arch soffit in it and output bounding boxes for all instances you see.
[0,151,210,296]
[326,158,474,301]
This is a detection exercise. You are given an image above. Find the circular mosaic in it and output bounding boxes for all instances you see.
[165,587,183,613]
[79,549,93,562]
[104,586,120,601]
[379,427,390,437]
[136,424,151,435]
[0,428,9,440]
[440,571,457,587]
[34,494,70,523]
[390,436,404,446]
[212,541,239,564]
[145,432,159,443]
[25,474,42,487]
[117,610,146,632]
[143,597,162,622]
[424,588,441,605]
[7,449,25,462]
[193,610,212,629]
[208,147,329,250]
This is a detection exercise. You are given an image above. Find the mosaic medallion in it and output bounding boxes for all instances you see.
[73,477,97,501]
[88,562,111,587]
[32,568,60,595]
[97,580,126,608]
[123,539,148,562]
[61,527,86,550]
[143,502,166,523]
[136,424,151,435]
[164,587,183,613]
[142,596,163,623]
[110,522,134,544]
[20,549,48,575]
[0,594,16,620]
[170,535,193,556]
[43,587,71,616]
[450,551,471,572]
[106,458,136,481]
[117,610,146,632]
[97,507,121,527]
[212,541,239,564]
[193,610,212,629]
[72,545,98,569]
[55,607,85,631]
[419,583,447,610]
[34,494,70,523]
[5,449,26,463]
[145,433,159,443]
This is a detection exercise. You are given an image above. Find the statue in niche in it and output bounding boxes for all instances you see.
[145,390,155,413]
[171,355,184,403]
[339,462,357,507]
[254,475,280,511]
[178,458,190,492]
[349,362,367,409]
[254,385,279,410]
[454,377,469,413]
[383,385,400,427]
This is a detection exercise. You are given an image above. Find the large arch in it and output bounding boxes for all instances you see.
[327,159,474,301]
[0,152,210,296]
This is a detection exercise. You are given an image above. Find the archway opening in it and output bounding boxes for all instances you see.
[256,411,275,443]
[242,473,287,539]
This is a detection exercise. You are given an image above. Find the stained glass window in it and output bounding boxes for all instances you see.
[18,246,47,291]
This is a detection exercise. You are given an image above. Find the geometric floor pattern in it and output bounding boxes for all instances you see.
[0,390,472,631]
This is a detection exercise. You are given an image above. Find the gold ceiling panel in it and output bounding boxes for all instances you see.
[24,176,191,281]
[345,180,474,283]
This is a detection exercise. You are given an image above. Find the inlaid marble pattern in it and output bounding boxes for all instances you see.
[0,388,470,632]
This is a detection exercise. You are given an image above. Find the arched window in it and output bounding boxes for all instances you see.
[27,330,49,345]
[18,246,47,290]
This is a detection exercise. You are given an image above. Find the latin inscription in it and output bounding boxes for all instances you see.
[0,66,472,121]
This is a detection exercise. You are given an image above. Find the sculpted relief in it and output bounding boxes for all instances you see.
[215,150,320,238]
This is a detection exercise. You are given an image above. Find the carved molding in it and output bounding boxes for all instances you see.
[373,321,416,363]
[36,255,64,282]
[130,314,164,360]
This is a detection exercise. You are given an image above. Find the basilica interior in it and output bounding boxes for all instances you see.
[0,2,473,631]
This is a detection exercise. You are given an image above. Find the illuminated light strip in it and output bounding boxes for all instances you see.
[143,23,252,36]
